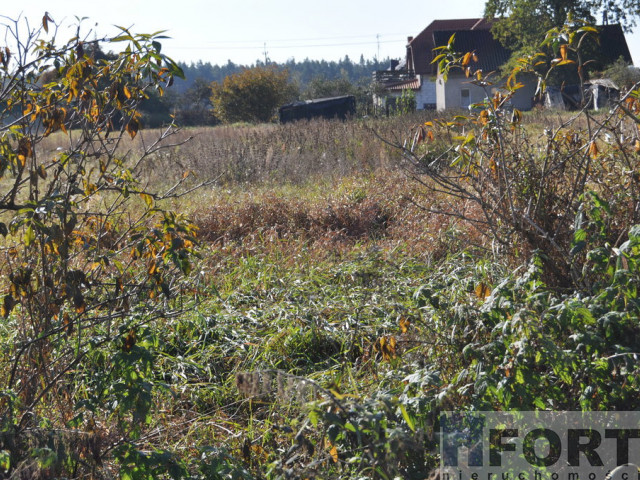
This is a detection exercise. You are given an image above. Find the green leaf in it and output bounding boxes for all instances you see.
[309,409,319,427]
[24,225,35,246]
[571,228,587,255]
[399,404,416,432]
[577,26,598,34]
[0,450,9,472]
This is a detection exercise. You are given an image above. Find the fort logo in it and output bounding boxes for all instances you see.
[439,412,640,480]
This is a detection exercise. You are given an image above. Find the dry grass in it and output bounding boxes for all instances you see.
[189,169,492,284]
[129,113,438,187]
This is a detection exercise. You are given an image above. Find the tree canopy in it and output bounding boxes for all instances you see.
[209,66,298,124]
[485,0,640,54]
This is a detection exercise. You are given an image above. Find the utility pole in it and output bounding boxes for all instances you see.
[263,42,268,64]
[376,33,380,62]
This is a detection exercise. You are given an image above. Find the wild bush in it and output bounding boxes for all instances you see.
[397,23,640,288]
[0,14,203,478]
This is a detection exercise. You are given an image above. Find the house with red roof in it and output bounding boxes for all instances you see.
[374,18,633,112]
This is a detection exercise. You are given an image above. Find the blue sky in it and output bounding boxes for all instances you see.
[3,0,640,66]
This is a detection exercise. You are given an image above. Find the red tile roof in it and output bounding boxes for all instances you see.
[384,78,421,91]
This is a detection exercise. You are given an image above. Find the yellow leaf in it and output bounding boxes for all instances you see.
[126,118,139,139]
[479,109,490,126]
[140,192,154,209]
[511,109,522,124]
[84,181,97,195]
[377,335,397,361]
[329,444,338,463]
[560,44,568,61]
[589,141,599,159]
[399,316,411,333]
[462,52,472,67]
[122,329,137,352]
[475,282,491,299]
[123,85,132,99]
[329,389,346,400]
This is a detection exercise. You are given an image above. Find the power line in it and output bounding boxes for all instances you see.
[171,38,406,51]
[198,32,409,45]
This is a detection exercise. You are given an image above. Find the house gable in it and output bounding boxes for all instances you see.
[595,24,633,67]
[432,29,510,74]
[407,18,492,76]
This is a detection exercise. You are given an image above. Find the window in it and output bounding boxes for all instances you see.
[461,89,471,108]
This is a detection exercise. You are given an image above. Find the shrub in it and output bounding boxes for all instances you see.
[210,66,298,124]
[0,14,199,478]
[400,22,640,288]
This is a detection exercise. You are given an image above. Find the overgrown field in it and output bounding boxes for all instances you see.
[5,104,638,479]
[3,18,640,480]
[2,103,640,478]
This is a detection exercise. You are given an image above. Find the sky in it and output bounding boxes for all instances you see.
[2,0,640,67]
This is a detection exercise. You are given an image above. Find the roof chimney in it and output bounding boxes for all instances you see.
[407,36,414,44]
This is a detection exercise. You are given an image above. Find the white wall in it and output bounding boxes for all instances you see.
[437,74,537,111]
[416,77,437,110]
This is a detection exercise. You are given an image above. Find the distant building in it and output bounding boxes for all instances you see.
[373,19,633,112]
[278,95,356,123]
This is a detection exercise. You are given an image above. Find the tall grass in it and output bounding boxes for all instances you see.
[132,113,438,187]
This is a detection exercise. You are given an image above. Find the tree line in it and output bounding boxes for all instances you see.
[137,0,640,127]
[139,56,390,127]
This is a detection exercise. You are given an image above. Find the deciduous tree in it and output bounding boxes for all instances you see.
[485,0,640,54]
[210,66,298,123]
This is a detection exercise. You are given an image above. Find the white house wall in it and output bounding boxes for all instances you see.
[416,76,437,109]
[437,76,487,111]
[437,74,537,111]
